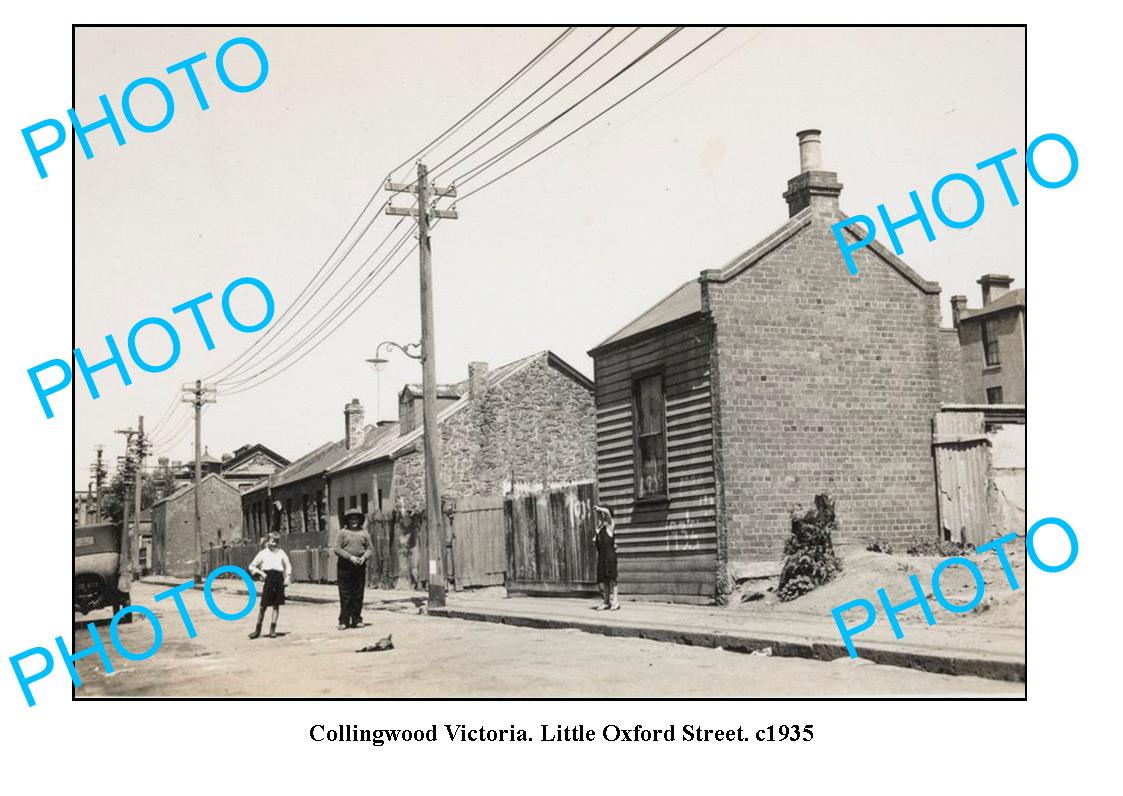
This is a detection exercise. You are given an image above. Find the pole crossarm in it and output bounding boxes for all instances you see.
[384,178,457,198]
[387,205,459,220]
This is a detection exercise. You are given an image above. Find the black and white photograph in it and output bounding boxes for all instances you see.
[66,24,1030,699]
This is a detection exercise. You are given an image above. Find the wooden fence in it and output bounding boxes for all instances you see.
[450,495,505,587]
[201,486,598,596]
[506,482,598,595]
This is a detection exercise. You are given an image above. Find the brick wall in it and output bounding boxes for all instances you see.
[938,327,966,404]
[703,206,945,567]
[155,477,244,577]
[391,354,596,511]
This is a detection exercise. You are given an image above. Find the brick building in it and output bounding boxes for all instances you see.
[951,275,1026,405]
[588,129,963,603]
[151,473,243,577]
[240,404,398,542]
[327,351,596,513]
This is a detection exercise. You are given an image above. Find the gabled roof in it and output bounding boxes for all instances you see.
[224,443,290,471]
[329,350,591,476]
[590,205,944,353]
[151,473,239,507]
[959,289,1026,323]
[399,384,462,400]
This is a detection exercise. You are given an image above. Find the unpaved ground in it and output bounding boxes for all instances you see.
[74,583,1022,698]
[731,542,1027,629]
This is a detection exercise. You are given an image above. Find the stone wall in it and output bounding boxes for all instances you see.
[390,354,596,511]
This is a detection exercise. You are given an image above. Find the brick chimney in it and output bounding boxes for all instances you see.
[978,274,1014,306]
[468,361,489,400]
[344,398,365,450]
[950,295,968,328]
[782,129,843,217]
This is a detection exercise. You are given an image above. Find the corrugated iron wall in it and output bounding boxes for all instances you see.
[933,411,991,545]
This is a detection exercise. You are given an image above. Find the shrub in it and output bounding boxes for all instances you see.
[866,539,894,554]
[777,494,842,602]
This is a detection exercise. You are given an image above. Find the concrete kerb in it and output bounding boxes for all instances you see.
[427,606,1026,683]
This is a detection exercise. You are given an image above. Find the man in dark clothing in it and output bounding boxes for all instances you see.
[333,508,373,629]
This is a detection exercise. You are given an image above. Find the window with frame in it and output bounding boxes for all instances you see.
[633,373,667,499]
[982,319,1000,366]
[986,386,1004,405]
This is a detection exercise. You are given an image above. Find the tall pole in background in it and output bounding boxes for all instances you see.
[91,445,106,523]
[114,427,136,591]
[385,163,458,608]
[182,380,217,583]
[132,415,146,577]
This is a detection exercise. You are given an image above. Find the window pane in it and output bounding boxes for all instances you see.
[987,386,1004,404]
[636,375,664,435]
[983,320,1000,366]
[638,435,666,497]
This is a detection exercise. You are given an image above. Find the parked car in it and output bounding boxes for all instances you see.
[74,522,131,617]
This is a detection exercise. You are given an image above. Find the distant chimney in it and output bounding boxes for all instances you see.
[782,129,843,217]
[950,295,968,328]
[399,388,418,436]
[978,274,1013,306]
[344,398,365,450]
[468,361,490,400]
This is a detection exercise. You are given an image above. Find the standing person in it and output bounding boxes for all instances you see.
[593,505,619,610]
[333,507,373,630]
[247,532,292,639]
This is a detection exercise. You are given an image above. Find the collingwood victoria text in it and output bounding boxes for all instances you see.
[310,723,814,745]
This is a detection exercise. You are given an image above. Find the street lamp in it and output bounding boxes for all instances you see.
[366,341,422,421]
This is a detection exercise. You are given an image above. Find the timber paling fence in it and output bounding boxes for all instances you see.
[200,484,597,593]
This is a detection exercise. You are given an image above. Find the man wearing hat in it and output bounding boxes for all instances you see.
[333,508,374,629]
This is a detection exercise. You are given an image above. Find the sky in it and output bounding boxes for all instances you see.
[73,25,1025,484]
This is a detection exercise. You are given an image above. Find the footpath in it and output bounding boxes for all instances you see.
[140,576,1025,682]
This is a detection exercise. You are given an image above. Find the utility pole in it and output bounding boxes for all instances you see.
[182,380,217,583]
[385,162,457,608]
[114,427,136,589]
[132,415,147,577]
[90,445,106,523]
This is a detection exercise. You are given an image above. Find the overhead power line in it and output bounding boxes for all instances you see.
[220,217,422,392]
[458,27,727,202]
[450,27,685,189]
[428,27,622,179]
[385,27,576,183]
[220,218,435,397]
[215,204,410,384]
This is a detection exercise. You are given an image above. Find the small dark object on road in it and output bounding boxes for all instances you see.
[741,591,765,603]
[356,634,394,653]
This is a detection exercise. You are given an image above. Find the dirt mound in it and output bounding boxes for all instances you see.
[731,542,1025,631]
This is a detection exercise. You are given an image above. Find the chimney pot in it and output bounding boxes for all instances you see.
[796,129,823,172]
[783,129,842,217]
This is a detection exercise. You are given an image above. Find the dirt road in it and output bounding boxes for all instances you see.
[74,583,1023,698]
